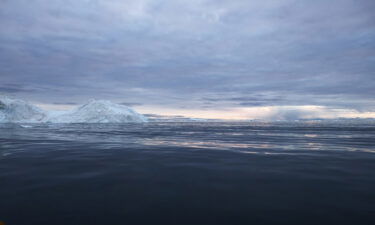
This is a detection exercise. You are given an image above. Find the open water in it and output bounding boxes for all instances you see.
[1,122,374,225]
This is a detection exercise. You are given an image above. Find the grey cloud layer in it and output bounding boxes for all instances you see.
[0,0,374,112]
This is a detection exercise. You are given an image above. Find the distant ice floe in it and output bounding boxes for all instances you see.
[0,96,147,123]
[144,114,220,122]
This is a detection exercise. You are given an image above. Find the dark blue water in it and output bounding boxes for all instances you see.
[1,122,375,225]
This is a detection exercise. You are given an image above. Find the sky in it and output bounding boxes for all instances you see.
[1,0,375,120]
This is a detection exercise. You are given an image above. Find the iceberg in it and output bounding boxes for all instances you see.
[0,96,147,123]
[0,96,47,123]
[47,100,147,123]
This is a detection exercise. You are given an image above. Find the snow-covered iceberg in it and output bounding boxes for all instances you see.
[47,100,147,123]
[0,96,47,123]
[0,96,147,123]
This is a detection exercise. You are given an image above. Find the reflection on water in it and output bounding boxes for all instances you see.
[143,139,275,151]
[1,122,375,155]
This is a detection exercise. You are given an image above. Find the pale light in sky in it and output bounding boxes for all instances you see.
[1,0,375,120]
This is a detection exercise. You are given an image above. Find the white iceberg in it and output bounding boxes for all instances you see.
[47,100,147,123]
[0,96,47,123]
[0,96,147,123]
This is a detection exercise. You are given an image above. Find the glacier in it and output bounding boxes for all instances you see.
[0,96,147,123]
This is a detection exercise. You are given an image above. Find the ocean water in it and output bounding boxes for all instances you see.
[0,122,375,225]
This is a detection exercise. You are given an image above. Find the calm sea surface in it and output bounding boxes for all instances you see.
[1,122,375,225]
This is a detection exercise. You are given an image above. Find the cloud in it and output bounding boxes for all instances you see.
[0,83,41,93]
[264,107,320,121]
[52,102,78,105]
[120,102,143,106]
[0,0,374,118]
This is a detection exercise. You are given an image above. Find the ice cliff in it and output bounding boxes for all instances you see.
[0,96,47,123]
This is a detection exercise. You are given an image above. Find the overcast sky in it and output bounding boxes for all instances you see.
[1,0,375,119]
